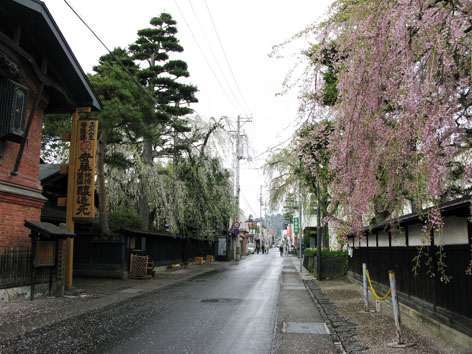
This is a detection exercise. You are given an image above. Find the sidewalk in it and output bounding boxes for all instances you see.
[0,260,226,345]
[287,255,461,354]
[272,256,339,354]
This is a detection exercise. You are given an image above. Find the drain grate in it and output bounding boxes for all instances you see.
[201,298,241,303]
[120,289,143,293]
[284,322,330,334]
[283,284,306,290]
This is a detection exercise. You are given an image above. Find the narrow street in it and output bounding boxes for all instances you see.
[2,253,291,354]
[97,252,283,354]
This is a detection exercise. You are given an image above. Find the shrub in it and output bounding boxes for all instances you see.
[108,210,144,233]
[304,248,347,258]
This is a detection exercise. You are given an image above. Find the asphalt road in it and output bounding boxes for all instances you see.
[98,251,283,354]
[0,252,284,354]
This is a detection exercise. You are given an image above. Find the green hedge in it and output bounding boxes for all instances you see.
[304,248,347,258]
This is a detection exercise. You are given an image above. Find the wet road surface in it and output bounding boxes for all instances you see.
[0,252,284,354]
[99,252,283,354]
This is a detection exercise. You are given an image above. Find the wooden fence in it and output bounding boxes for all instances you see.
[349,245,472,328]
[0,247,49,289]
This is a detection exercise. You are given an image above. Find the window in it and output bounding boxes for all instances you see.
[0,77,28,143]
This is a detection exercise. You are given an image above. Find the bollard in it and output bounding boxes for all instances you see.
[363,263,369,312]
[388,270,402,344]
[387,271,416,348]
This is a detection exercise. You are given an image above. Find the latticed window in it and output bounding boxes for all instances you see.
[0,76,28,143]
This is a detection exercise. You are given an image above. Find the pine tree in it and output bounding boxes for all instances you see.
[129,13,198,230]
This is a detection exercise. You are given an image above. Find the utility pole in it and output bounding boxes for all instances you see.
[234,115,252,259]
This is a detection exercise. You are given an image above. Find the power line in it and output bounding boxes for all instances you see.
[173,0,241,114]
[241,133,295,166]
[241,192,258,216]
[203,0,252,115]
[185,0,248,116]
[63,0,199,149]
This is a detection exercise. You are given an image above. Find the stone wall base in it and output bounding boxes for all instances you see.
[0,283,49,302]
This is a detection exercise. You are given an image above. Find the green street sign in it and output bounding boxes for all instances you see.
[294,217,299,233]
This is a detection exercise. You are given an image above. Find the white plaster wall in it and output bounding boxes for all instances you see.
[360,234,367,247]
[434,216,468,246]
[408,223,430,246]
[378,231,389,247]
[391,229,406,246]
[367,232,376,247]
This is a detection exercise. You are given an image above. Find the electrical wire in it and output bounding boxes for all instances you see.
[173,0,241,114]
[63,0,199,150]
[203,0,252,115]
[185,0,248,116]
[241,192,258,216]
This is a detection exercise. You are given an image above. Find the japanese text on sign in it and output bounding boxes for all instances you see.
[73,120,98,218]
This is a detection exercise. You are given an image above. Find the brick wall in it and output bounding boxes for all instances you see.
[0,62,48,249]
[0,76,46,190]
[0,193,43,248]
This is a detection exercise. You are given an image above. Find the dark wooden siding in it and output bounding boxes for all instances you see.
[348,245,472,319]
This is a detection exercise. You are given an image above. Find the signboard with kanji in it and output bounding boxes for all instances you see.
[35,241,56,267]
[294,217,299,233]
[73,119,98,218]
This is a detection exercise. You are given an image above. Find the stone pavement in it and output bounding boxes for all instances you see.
[272,256,339,354]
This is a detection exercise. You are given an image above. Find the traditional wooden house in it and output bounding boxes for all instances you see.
[347,197,472,351]
[0,0,100,251]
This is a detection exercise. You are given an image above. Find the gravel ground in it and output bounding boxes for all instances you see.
[314,277,459,354]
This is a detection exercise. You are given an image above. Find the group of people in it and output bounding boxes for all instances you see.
[279,243,291,256]
[255,239,270,254]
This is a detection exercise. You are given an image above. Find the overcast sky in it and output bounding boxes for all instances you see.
[43,0,333,219]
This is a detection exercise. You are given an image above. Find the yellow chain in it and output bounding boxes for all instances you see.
[365,269,391,301]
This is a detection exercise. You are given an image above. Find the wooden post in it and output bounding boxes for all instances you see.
[389,270,402,344]
[363,263,369,312]
[30,233,37,301]
[64,109,78,289]
[65,107,91,288]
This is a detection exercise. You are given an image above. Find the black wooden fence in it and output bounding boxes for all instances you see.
[73,231,219,278]
[349,245,472,324]
[74,237,126,278]
[0,247,49,289]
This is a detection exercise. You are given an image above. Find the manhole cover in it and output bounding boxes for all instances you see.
[282,268,298,273]
[201,298,241,303]
[284,322,330,334]
[120,289,143,293]
[187,279,207,282]
[283,284,306,290]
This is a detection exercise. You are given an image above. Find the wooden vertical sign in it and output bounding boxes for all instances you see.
[73,119,98,219]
